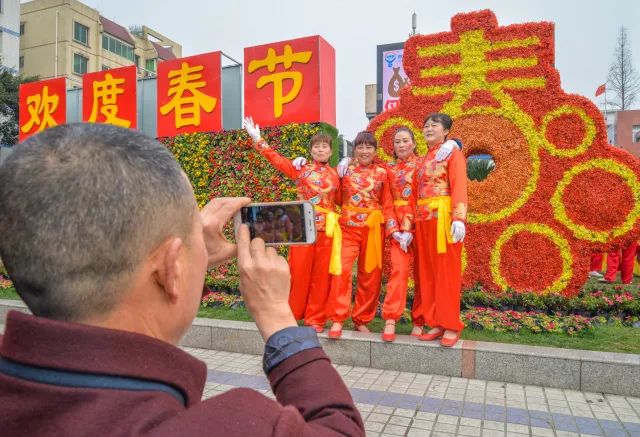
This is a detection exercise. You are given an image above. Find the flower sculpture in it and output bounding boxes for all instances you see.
[369,10,640,296]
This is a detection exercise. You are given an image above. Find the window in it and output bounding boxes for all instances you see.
[73,53,88,75]
[19,56,24,69]
[101,64,110,71]
[632,125,640,144]
[145,58,156,73]
[134,54,140,66]
[101,34,134,61]
[20,22,25,36]
[73,22,89,46]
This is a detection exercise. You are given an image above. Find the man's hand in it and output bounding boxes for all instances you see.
[200,197,251,268]
[243,116,261,142]
[451,220,466,243]
[337,157,351,177]
[236,224,297,341]
[435,139,460,162]
[292,157,307,170]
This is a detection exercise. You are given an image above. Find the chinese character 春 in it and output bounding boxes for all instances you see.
[159,62,217,128]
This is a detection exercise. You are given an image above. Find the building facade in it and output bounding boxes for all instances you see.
[0,0,20,72]
[614,110,640,158]
[601,109,640,158]
[19,0,181,87]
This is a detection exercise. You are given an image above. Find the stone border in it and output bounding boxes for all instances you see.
[1,299,638,397]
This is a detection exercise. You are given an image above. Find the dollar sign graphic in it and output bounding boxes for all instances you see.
[388,67,406,97]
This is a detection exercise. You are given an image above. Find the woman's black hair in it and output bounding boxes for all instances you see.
[424,113,453,131]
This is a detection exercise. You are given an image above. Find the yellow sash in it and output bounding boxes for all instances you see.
[393,200,409,206]
[314,205,342,275]
[417,195,453,254]
[343,205,384,273]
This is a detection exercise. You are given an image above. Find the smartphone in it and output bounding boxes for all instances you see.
[234,201,317,246]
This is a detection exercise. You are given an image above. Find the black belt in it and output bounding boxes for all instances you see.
[0,357,186,406]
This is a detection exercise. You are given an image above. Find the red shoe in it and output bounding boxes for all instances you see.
[382,321,396,342]
[382,332,396,342]
[328,328,342,339]
[440,331,461,347]
[419,328,444,341]
[312,325,324,333]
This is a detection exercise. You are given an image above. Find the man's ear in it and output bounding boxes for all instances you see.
[153,237,184,304]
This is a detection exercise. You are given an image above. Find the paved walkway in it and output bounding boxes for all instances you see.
[185,347,640,437]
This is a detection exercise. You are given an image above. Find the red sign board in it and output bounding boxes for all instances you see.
[82,65,137,128]
[19,78,67,141]
[244,35,336,127]
[156,52,222,137]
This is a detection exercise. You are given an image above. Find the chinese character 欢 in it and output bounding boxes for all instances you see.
[21,86,59,133]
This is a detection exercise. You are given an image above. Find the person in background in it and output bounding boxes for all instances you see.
[601,241,638,285]
[411,113,468,348]
[244,117,341,332]
[324,131,399,339]
[589,253,604,279]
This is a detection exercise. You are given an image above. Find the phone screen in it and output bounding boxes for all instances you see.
[240,204,308,244]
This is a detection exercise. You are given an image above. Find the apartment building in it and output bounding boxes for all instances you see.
[20,0,181,87]
[0,0,20,72]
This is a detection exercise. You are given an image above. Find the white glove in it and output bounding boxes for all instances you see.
[392,231,407,253]
[401,232,413,251]
[337,157,351,178]
[292,157,307,170]
[451,220,466,243]
[243,116,261,142]
[435,139,460,162]
[392,231,403,242]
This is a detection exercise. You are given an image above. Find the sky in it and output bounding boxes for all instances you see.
[62,0,640,140]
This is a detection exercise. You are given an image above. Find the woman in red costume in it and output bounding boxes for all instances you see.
[244,117,341,332]
[325,131,399,339]
[411,113,467,347]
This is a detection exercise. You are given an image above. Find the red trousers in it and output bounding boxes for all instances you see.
[414,220,464,332]
[604,241,638,284]
[411,243,424,327]
[326,225,383,326]
[288,232,333,326]
[590,253,603,271]
[383,239,420,321]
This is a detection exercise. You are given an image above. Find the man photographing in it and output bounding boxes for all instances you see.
[0,123,364,436]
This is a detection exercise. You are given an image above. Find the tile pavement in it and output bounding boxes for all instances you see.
[186,347,640,437]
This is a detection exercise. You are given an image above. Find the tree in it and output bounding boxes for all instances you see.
[0,66,38,145]
[607,26,640,110]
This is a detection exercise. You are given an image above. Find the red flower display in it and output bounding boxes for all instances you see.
[369,10,640,296]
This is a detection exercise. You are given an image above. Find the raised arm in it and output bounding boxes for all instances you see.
[243,116,299,180]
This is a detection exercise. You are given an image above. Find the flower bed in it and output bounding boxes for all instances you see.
[201,291,244,309]
[461,285,640,317]
[463,307,595,335]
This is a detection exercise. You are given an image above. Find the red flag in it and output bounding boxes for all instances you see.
[595,83,606,97]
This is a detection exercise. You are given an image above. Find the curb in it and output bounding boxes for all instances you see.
[1,299,638,397]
